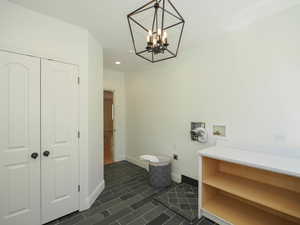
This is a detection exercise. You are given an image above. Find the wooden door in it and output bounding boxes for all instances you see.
[104,91,114,165]
[41,60,79,224]
[0,51,41,225]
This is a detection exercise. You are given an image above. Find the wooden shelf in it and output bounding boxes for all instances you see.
[203,193,299,225]
[203,172,300,220]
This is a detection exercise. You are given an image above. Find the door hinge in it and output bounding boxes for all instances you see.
[77,130,80,139]
[77,76,80,85]
[78,185,80,192]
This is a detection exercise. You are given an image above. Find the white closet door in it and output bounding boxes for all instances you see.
[0,51,41,225]
[41,60,79,224]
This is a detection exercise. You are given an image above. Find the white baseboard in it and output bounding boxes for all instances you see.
[126,155,182,183]
[126,155,148,170]
[86,180,105,209]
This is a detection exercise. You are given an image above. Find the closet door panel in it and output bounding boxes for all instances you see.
[0,51,41,225]
[41,60,79,224]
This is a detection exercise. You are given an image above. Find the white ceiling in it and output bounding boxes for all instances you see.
[9,0,300,72]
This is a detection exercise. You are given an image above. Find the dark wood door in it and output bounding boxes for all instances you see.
[104,91,114,165]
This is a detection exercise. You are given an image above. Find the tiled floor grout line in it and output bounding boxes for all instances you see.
[156,199,197,224]
[138,203,162,223]
[114,194,159,225]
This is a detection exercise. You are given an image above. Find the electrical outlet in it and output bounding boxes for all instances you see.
[173,154,178,160]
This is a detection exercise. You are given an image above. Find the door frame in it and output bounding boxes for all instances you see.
[103,89,115,163]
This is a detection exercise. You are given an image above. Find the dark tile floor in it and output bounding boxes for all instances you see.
[47,161,218,225]
[154,183,198,222]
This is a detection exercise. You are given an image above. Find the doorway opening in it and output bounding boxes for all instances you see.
[104,90,114,165]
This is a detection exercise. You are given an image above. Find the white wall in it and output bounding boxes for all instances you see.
[104,69,126,161]
[125,6,300,181]
[87,34,104,204]
[0,1,103,210]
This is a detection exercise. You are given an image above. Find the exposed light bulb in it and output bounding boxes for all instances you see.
[157,29,161,36]
[163,31,167,38]
[163,31,168,43]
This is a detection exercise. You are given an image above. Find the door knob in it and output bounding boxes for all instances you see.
[43,151,50,157]
[31,152,39,159]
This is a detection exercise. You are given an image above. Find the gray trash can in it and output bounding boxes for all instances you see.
[149,156,171,188]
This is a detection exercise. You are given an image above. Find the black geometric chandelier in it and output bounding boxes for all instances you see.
[127,0,185,63]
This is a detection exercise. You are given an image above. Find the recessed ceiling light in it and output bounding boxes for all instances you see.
[115,61,121,65]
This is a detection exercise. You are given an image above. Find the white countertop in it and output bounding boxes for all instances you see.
[198,146,300,178]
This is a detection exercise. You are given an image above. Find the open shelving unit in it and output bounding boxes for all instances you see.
[199,147,300,225]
